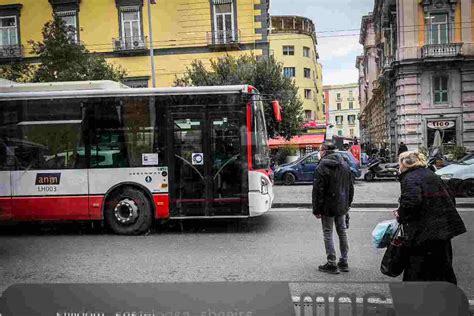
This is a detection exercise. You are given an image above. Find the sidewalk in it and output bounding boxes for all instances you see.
[272,181,474,209]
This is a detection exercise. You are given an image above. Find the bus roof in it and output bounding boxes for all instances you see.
[0,80,252,100]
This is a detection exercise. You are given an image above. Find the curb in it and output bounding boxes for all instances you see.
[271,203,474,209]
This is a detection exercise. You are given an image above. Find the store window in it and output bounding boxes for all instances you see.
[427,120,457,149]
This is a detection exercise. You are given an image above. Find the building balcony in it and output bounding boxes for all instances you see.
[0,44,22,59]
[113,36,148,53]
[335,97,342,102]
[421,43,463,58]
[207,29,241,50]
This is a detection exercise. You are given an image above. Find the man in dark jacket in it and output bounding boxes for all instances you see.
[313,141,354,274]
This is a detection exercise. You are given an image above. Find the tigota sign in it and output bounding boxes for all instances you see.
[427,120,455,130]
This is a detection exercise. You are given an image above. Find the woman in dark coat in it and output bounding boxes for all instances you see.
[396,151,466,285]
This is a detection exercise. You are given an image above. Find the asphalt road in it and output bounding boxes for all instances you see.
[1,209,473,303]
[273,181,474,206]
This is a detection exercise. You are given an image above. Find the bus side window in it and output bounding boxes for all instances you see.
[14,99,84,170]
[90,96,159,168]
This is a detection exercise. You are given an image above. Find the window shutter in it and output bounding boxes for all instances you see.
[55,10,76,17]
[212,0,233,4]
[120,5,140,12]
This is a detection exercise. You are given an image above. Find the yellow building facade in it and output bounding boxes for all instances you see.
[269,15,323,121]
[0,0,270,87]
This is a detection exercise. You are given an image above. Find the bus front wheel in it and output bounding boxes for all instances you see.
[105,187,153,235]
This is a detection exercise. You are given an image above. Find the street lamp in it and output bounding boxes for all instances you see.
[147,0,157,87]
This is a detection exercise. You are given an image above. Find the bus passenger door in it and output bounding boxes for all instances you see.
[209,113,246,216]
[169,113,207,217]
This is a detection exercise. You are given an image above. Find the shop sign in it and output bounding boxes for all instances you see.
[427,121,455,130]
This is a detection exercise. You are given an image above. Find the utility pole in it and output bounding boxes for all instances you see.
[147,0,156,87]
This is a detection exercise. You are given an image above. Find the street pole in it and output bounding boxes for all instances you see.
[147,0,156,88]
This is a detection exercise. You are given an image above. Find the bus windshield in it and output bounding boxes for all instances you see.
[253,96,270,170]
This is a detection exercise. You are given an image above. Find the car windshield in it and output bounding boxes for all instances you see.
[457,154,474,165]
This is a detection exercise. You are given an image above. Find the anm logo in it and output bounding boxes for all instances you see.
[35,173,61,185]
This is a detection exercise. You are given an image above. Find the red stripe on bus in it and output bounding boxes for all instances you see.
[153,194,169,219]
[10,196,90,220]
[0,197,12,220]
[89,195,104,220]
[247,102,253,170]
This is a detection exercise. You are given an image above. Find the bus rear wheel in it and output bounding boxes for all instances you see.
[105,187,153,235]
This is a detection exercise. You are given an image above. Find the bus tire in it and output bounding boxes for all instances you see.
[283,172,296,185]
[104,187,153,235]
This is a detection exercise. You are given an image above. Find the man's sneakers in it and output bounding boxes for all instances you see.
[318,261,349,274]
[318,262,340,274]
[337,260,349,272]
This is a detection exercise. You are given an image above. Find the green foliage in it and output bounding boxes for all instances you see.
[271,145,299,165]
[0,62,35,83]
[174,54,304,139]
[445,145,467,161]
[0,15,126,83]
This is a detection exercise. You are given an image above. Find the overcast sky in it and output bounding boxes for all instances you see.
[270,0,374,86]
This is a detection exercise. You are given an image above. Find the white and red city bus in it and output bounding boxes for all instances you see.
[0,81,275,234]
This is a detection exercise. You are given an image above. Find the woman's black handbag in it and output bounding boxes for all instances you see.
[380,224,407,277]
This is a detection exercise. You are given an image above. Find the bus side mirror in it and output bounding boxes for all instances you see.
[272,101,282,122]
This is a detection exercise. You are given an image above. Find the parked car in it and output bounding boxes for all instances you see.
[436,153,474,197]
[274,151,362,185]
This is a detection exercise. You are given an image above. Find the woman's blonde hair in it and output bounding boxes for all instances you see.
[399,151,427,170]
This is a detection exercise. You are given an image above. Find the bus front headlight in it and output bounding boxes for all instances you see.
[261,177,269,195]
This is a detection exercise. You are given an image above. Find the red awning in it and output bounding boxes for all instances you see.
[268,134,325,149]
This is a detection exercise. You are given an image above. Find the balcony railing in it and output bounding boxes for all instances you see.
[112,36,148,52]
[421,43,463,58]
[207,29,241,47]
[0,44,22,59]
